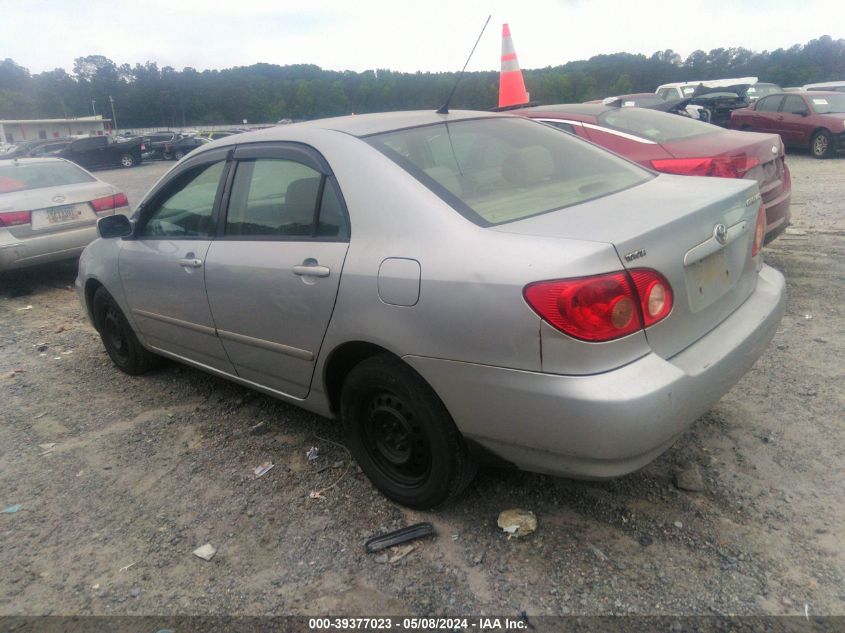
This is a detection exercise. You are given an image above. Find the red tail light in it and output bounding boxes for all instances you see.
[752,204,766,257]
[524,269,673,342]
[90,192,129,212]
[0,210,31,227]
[651,155,760,179]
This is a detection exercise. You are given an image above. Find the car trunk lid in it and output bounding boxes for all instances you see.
[492,174,762,360]
[1,181,117,239]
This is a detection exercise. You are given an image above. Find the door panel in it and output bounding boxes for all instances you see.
[205,241,348,397]
[204,148,350,398]
[119,157,235,372]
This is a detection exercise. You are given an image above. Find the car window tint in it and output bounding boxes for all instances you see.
[0,161,95,193]
[226,159,322,237]
[597,108,717,142]
[756,96,783,112]
[317,180,348,238]
[368,117,650,227]
[140,161,224,238]
[807,94,845,114]
[781,96,808,115]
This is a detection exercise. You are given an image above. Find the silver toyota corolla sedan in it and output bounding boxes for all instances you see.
[1,158,130,271]
[76,110,785,508]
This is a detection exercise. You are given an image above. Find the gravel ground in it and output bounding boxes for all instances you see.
[0,152,843,618]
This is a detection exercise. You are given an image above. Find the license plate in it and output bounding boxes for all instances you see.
[31,204,89,230]
[687,249,731,312]
[46,205,83,224]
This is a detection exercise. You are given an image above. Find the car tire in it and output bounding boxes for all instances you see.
[811,130,833,159]
[93,287,159,375]
[340,354,477,508]
[119,153,135,168]
[174,150,185,160]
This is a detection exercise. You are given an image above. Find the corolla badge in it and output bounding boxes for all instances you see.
[714,223,728,245]
[52,195,66,203]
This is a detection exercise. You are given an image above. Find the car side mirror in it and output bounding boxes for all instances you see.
[97,214,133,239]
[800,110,810,117]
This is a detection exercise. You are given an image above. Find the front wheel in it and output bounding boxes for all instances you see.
[811,130,833,159]
[341,355,476,508]
[93,287,159,375]
[119,153,135,168]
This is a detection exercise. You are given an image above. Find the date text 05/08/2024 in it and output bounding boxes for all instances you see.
[308,617,530,631]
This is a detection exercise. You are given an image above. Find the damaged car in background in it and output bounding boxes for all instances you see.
[76,111,785,508]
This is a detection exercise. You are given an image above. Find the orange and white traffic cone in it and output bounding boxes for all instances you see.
[498,23,530,108]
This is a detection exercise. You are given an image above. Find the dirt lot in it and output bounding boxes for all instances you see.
[1,154,843,618]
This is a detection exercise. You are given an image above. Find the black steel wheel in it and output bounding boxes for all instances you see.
[92,287,159,375]
[341,354,476,508]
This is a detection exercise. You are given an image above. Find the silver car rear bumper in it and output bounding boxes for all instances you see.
[405,264,786,479]
[0,225,96,271]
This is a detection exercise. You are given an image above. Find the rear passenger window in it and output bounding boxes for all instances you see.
[225,158,348,239]
[756,96,783,112]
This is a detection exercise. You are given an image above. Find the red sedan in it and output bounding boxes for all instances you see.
[728,91,845,159]
[514,104,792,242]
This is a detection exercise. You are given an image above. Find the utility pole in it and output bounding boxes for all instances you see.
[109,96,118,134]
[91,99,97,116]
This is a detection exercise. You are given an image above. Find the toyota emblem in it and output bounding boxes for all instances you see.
[52,195,66,203]
[714,223,728,245]
[771,145,778,154]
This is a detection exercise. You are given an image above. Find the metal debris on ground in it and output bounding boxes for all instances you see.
[497,509,537,539]
[16,305,33,311]
[364,522,436,553]
[118,562,137,572]
[388,543,417,564]
[306,446,319,461]
[3,504,21,514]
[253,462,274,478]
[192,544,217,561]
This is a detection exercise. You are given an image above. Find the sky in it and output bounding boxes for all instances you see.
[4,0,842,75]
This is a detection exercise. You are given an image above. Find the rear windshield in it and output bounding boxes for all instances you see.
[809,94,845,113]
[0,161,95,194]
[597,107,718,143]
[366,117,650,226]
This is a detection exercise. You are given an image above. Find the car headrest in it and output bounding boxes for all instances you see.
[285,177,321,222]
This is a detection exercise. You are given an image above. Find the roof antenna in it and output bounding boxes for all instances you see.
[437,15,492,115]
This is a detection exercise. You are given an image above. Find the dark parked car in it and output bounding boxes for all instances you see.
[515,104,792,242]
[163,136,210,160]
[142,132,183,160]
[58,136,144,169]
[729,91,845,158]
[0,138,69,160]
[687,84,754,127]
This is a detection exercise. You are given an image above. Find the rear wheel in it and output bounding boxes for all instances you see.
[93,287,159,375]
[119,153,135,168]
[341,355,476,508]
[173,150,185,160]
[811,130,833,159]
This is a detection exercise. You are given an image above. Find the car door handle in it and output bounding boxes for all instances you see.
[777,115,784,120]
[177,258,203,268]
[293,264,330,277]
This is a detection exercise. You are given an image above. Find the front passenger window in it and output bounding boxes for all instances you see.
[140,161,224,238]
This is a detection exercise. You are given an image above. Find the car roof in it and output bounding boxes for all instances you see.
[798,90,842,97]
[803,81,845,89]
[0,157,74,166]
[214,110,509,144]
